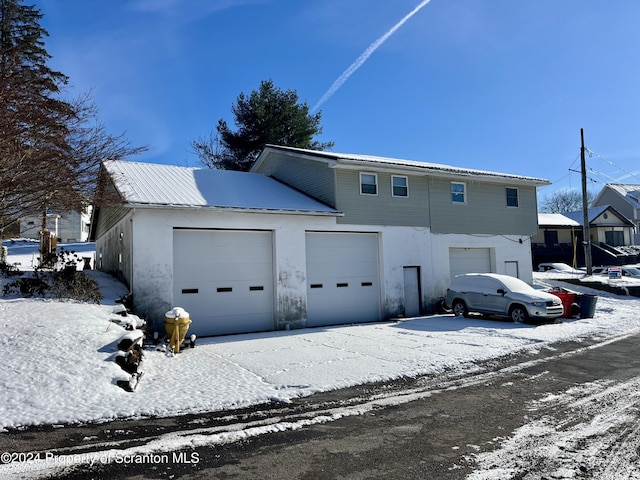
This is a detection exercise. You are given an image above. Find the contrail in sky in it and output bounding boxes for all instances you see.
[311,0,433,112]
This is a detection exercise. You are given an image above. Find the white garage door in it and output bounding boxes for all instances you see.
[173,229,274,336]
[449,247,492,279]
[306,232,381,327]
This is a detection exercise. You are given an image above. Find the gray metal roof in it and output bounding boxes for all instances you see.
[103,160,340,215]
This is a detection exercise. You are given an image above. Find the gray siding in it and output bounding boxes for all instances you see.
[593,188,635,221]
[95,211,133,288]
[335,170,430,226]
[593,187,640,243]
[253,153,337,207]
[94,205,130,241]
[429,178,539,235]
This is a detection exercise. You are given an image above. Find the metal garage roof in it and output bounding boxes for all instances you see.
[103,160,340,215]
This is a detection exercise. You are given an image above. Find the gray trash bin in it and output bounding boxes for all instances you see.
[577,294,598,319]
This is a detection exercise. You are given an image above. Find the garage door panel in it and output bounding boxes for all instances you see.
[311,262,378,278]
[175,262,271,284]
[306,232,381,327]
[173,230,274,336]
[449,247,492,278]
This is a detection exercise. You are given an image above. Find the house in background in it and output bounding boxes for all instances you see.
[532,213,581,268]
[20,208,92,243]
[92,146,549,337]
[532,205,637,268]
[591,184,640,245]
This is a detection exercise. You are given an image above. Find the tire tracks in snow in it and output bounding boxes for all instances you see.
[2,331,639,479]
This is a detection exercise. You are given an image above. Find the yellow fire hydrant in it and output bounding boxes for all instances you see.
[164,307,191,354]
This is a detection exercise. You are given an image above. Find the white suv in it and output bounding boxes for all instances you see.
[445,273,563,323]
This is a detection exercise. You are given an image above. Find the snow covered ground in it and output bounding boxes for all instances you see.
[2,240,640,479]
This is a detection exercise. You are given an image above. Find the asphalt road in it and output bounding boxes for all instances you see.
[3,332,640,479]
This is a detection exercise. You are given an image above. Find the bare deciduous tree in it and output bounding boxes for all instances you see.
[0,0,145,238]
[539,188,594,213]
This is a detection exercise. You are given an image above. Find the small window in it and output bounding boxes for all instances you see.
[544,230,558,245]
[360,173,378,195]
[506,187,519,207]
[451,182,466,204]
[392,176,408,197]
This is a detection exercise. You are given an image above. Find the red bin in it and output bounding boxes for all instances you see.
[549,288,579,318]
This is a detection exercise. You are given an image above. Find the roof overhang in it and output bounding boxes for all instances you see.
[255,145,551,187]
[122,202,344,217]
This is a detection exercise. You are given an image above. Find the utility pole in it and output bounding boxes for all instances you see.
[580,128,593,275]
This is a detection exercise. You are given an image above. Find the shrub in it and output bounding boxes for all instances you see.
[2,248,103,304]
[3,277,49,297]
[0,261,24,277]
[50,270,103,304]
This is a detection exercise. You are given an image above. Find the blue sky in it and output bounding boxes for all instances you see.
[38,0,640,201]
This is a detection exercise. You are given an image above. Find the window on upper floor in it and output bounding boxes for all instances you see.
[506,187,519,207]
[451,182,466,204]
[360,173,378,195]
[392,175,408,197]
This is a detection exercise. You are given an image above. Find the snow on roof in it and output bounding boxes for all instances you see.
[605,184,640,208]
[103,160,339,215]
[257,145,551,186]
[538,213,580,227]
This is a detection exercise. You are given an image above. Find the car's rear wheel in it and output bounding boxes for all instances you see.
[452,300,469,318]
[510,305,529,323]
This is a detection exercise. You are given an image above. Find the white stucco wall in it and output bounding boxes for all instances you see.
[127,208,338,331]
[430,233,534,286]
[378,228,533,315]
[109,208,534,333]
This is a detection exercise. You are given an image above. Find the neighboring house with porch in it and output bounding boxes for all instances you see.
[532,205,637,268]
[91,146,549,337]
[591,184,640,245]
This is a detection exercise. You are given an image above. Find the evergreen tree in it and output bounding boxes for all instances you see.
[0,0,144,236]
[193,79,334,171]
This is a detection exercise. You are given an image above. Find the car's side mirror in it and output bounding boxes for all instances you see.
[497,289,506,295]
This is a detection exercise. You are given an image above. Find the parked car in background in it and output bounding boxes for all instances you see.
[538,262,584,274]
[445,273,564,323]
[591,266,640,278]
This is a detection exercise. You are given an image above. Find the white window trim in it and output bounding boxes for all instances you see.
[391,175,409,198]
[506,187,519,208]
[451,181,466,204]
[360,172,378,196]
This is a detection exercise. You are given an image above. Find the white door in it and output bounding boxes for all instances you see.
[449,247,492,279]
[173,229,274,336]
[306,232,381,327]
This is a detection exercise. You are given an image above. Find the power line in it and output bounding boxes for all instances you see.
[585,148,640,183]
